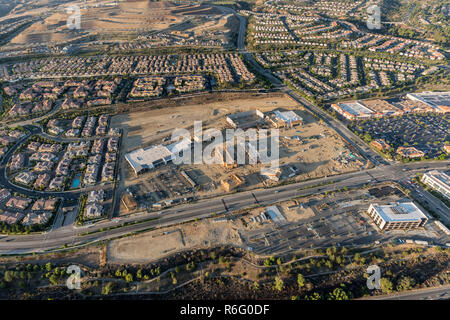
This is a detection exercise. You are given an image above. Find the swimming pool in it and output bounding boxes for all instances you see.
[71,174,81,188]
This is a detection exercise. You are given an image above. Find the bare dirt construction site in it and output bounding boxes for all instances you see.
[8,0,230,45]
[112,92,366,214]
[112,92,299,152]
[107,219,243,264]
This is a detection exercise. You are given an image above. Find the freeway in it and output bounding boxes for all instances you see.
[0,160,448,254]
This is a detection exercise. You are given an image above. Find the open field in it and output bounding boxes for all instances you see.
[107,220,242,264]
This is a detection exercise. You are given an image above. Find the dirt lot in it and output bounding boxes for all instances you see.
[107,220,242,264]
[112,93,299,152]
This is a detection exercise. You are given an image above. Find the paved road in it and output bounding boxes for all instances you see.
[0,160,448,254]
[1,103,62,129]
[364,284,450,300]
[405,180,450,225]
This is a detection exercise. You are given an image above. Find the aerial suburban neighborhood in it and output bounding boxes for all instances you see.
[0,0,448,308]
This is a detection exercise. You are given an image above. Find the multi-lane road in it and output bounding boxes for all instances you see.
[0,160,448,254]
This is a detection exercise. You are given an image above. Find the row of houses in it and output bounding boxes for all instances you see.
[0,191,58,226]
[2,54,255,85]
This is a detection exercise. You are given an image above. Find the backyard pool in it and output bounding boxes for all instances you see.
[71,174,82,189]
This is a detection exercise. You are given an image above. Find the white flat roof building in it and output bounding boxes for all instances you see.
[421,170,450,200]
[368,202,428,231]
[125,145,174,175]
[331,101,374,120]
[125,139,193,175]
[272,110,303,127]
[406,92,450,113]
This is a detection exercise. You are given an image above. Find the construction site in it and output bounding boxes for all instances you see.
[113,93,367,215]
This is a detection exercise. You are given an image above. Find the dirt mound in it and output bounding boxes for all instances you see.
[120,0,175,10]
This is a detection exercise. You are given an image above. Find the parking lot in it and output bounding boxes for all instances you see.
[350,113,449,160]
[125,164,196,212]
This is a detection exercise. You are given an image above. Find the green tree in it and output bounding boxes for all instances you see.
[4,271,13,282]
[49,274,59,286]
[273,276,284,292]
[297,274,305,288]
[125,273,133,283]
[396,276,415,291]
[380,278,394,294]
[328,287,350,300]
[102,282,116,295]
[305,292,322,300]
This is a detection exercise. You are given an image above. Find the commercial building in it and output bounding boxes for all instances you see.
[421,170,450,200]
[268,110,303,128]
[125,145,173,175]
[371,139,390,151]
[260,166,281,181]
[330,101,374,120]
[220,174,245,192]
[265,205,286,223]
[226,110,265,129]
[124,139,192,175]
[121,192,138,212]
[406,92,450,113]
[367,202,428,231]
[359,99,402,117]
